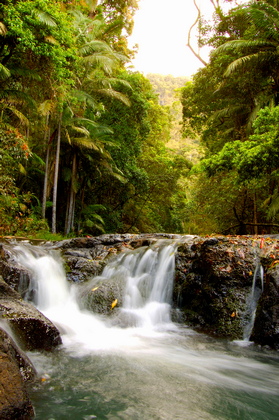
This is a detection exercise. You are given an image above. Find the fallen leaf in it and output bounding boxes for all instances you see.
[111,299,118,309]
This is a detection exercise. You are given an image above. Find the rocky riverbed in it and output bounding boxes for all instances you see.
[0,233,278,418]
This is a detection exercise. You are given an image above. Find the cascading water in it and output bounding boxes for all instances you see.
[13,241,177,354]
[242,263,264,343]
[9,242,279,420]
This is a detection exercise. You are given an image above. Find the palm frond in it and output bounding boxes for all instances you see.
[210,104,248,122]
[214,39,274,56]
[94,88,131,106]
[11,67,42,81]
[266,191,279,220]
[83,54,115,74]
[38,100,54,116]
[32,9,57,27]
[246,103,262,134]
[0,63,11,80]
[250,2,279,33]
[65,129,72,145]
[72,90,98,109]
[18,163,27,175]
[224,51,277,76]
[71,137,100,151]
[31,153,45,166]
[104,77,133,91]
[70,125,90,136]
[4,105,29,126]
[98,159,127,182]
[79,40,113,56]
[73,117,113,134]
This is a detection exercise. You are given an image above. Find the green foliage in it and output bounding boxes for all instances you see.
[180,0,279,234]
[201,106,279,181]
[0,0,189,237]
[0,0,77,82]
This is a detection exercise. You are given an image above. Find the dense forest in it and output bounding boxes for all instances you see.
[0,0,191,238]
[1,0,279,238]
[181,0,279,235]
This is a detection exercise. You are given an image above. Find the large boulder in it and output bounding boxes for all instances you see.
[0,276,61,351]
[78,274,126,315]
[0,243,31,293]
[174,236,260,340]
[251,258,279,349]
[0,327,36,419]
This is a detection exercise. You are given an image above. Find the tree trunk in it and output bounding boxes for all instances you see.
[42,114,50,219]
[65,152,77,235]
[52,114,62,234]
[253,192,258,235]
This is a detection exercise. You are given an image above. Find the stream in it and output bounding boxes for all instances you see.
[12,242,279,420]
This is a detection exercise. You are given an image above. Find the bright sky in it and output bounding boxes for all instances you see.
[128,0,245,77]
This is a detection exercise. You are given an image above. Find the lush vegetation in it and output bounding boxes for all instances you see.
[3,0,279,238]
[0,0,191,238]
[181,0,279,235]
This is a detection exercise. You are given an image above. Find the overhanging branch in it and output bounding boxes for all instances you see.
[187,0,208,67]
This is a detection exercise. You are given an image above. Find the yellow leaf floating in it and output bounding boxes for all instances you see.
[111,299,118,310]
[91,287,99,292]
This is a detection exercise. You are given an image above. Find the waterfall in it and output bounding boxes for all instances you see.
[242,263,264,342]
[8,243,279,420]
[12,241,177,355]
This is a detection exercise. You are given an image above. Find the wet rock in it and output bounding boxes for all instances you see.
[1,234,279,350]
[0,276,61,351]
[174,236,259,340]
[0,244,31,293]
[0,327,36,419]
[79,275,126,315]
[251,263,279,350]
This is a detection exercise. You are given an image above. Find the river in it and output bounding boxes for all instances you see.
[13,242,279,420]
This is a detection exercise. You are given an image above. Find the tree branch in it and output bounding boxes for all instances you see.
[187,0,208,67]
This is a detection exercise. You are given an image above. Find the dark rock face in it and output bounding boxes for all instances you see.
[0,244,31,292]
[174,236,279,349]
[174,236,258,339]
[251,263,279,350]
[0,327,36,419]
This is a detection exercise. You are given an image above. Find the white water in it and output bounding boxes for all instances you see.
[11,242,279,420]
[13,242,177,355]
[242,264,264,343]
